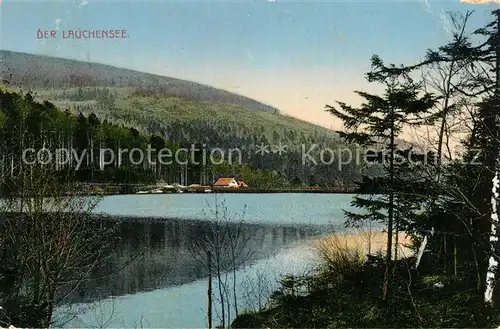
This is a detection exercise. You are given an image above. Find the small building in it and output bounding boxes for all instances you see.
[214,177,239,188]
[237,180,248,188]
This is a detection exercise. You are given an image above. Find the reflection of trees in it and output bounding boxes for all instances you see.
[186,201,255,328]
[60,216,318,305]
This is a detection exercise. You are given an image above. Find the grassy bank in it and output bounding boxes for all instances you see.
[231,231,500,328]
[312,231,413,261]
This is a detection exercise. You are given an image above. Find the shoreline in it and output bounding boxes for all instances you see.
[64,183,358,196]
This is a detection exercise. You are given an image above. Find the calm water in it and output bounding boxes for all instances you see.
[54,193,355,327]
[94,193,354,226]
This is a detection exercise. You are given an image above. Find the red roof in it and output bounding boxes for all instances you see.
[214,177,235,186]
[237,180,248,187]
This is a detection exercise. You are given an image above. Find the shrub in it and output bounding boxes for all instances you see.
[312,233,365,277]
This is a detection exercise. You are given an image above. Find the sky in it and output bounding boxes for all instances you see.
[0,0,497,131]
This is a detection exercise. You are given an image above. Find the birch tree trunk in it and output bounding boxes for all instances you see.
[484,9,500,307]
[485,162,500,306]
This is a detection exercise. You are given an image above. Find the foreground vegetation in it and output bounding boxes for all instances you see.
[233,234,500,328]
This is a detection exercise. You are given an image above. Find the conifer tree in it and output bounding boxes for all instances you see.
[326,56,438,299]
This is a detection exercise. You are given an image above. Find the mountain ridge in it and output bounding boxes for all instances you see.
[0,50,280,114]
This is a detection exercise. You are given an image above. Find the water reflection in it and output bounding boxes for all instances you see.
[61,216,321,304]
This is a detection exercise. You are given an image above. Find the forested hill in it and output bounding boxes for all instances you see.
[0,50,280,114]
[0,88,369,189]
[0,51,383,187]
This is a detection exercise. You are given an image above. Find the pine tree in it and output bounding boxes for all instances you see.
[326,56,438,300]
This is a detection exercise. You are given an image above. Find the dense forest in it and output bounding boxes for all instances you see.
[0,87,371,190]
[0,73,383,190]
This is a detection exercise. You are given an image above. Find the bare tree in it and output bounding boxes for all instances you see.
[410,11,476,272]
[0,156,118,327]
[187,196,253,328]
[240,268,273,312]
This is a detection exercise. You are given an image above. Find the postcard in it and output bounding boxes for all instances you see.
[1,1,500,328]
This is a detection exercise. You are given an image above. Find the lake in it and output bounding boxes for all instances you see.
[54,193,356,328]
[94,193,354,226]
